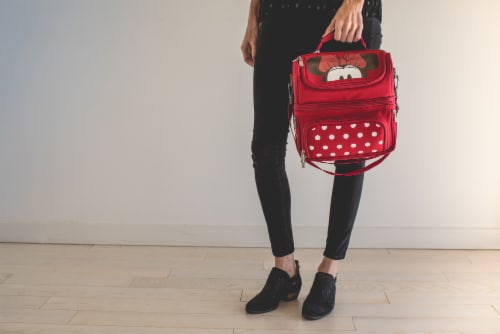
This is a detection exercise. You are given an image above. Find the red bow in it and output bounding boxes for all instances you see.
[318,54,367,73]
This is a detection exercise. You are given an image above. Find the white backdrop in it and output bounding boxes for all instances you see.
[0,0,499,249]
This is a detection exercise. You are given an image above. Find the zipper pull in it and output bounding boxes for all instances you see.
[300,150,306,168]
[294,56,304,67]
[393,70,399,97]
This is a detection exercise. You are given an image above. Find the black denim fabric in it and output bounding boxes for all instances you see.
[251,0,382,259]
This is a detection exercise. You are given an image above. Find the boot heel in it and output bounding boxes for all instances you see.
[284,291,299,301]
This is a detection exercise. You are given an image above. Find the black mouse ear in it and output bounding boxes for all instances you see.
[361,53,379,71]
[306,57,324,76]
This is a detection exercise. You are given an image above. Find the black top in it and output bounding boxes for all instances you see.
[259,0,382,23]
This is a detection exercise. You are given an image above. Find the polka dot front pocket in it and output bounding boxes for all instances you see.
[305,121,386,162]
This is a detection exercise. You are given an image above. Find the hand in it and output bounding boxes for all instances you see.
[241,22,258,67]
[323,0,364,43]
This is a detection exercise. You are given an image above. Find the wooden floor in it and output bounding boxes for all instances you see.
[0,243,499,333]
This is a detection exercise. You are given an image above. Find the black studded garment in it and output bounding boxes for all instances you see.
[259,0,382,23]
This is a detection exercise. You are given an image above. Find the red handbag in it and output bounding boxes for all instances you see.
[289,33,399,176]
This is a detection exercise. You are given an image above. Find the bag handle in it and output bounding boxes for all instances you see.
[306,153,390,176]
[315,32,367,52]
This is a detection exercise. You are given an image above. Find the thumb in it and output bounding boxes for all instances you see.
[251,41,256,61]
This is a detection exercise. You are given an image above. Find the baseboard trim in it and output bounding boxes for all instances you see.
[0,223,499,249]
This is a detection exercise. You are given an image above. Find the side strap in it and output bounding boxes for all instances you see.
[306,153,390,176]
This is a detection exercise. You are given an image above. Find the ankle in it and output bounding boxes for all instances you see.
[275,255,297,278]
[317,257,338,278]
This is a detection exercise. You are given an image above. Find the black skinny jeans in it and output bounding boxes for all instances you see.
[251,0,382,260]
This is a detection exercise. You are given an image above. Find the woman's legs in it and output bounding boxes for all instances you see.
[248,0,383,318]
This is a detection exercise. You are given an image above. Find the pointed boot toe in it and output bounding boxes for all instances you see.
[302,272,337,320]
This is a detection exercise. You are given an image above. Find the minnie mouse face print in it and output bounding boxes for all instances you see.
[307,53,379,82]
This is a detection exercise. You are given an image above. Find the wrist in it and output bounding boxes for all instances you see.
[246,18,258,32]
[343,0,364,6]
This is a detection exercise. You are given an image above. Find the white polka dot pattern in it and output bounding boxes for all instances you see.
[308,121,385,160]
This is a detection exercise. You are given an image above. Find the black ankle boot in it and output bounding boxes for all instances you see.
[245,260,302,314]
[302,272,337,320]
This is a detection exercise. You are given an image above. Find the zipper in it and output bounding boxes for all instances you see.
[302,118,389,136]
[300,69,386,90]
[300,149,306,168]
[294,97,397,112]
[393,69,399,96]
[393,68,400,117]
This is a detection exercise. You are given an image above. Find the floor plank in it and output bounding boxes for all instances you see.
[334,303,498,318]
[69,311,355,331]
[130,276,263,291]
[42,297,247,315]
[234,330,432,334]
[387,293,500,305]
[0,309,76,324]
[0,284,242,301]
[0,295,48,309]
[0,324,231,334]
[88,245,207,261]
[353,317,500,332]
[2,270,135,287]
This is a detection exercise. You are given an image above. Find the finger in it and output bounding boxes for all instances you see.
[244,56,254,67]
[244,53,254,67]
[340,21,352,43]
[334,20,343,41]
[353,24,363,42]
[242,45,253,66]
[354,14,364,41]
[246,58,254,67]
[241,45,247,61]
[245,41,256,67]
[346,25,356,43]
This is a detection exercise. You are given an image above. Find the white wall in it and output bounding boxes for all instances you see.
[0,0,499,249]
